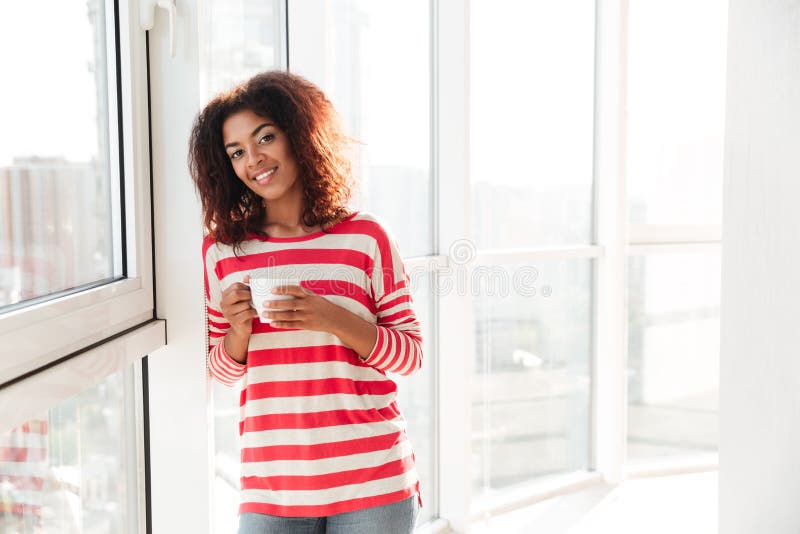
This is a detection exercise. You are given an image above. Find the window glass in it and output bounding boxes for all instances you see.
[472,259,592,497]
[627,252,720,462]
[0,366,140,533]
[0,0,119,308]
[288,0,433,257]
[470,0,596,249]
[626,0,728,226]
[202,0,282,99]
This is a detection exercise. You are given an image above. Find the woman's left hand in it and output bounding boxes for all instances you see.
[262,285,341,332]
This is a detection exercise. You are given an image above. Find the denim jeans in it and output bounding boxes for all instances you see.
[238,496,419,534]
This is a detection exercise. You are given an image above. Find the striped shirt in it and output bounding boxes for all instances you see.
[203,211,423,517]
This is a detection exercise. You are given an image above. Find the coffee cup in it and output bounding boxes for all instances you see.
[246,277,299,324]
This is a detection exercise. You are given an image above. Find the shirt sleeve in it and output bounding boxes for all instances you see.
[362,223,423,376]
[204,237,246,386]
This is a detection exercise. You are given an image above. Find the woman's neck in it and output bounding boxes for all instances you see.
[261,186,316,237]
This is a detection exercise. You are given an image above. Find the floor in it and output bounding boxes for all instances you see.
[471,471,717,534]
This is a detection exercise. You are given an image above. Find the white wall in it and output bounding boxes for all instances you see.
[720,1,800,532]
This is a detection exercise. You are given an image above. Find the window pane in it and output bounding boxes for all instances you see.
[289,0,433,257]
[0,366,140,533]
[202,0,282,99]
[626,0,728,226]
[470,1,596,249]
[0,0,119,308]
[472,259,592,497]
[627,252,720,463]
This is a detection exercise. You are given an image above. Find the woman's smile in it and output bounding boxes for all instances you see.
[251,166,277,185]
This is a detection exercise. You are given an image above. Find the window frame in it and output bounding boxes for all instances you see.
[0,0,164,386]
[450,0,721,525]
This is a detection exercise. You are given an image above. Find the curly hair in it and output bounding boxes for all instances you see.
[189,71,354,252]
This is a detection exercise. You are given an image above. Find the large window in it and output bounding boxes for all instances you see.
[0,0,729,530]
[625,0,726,465]
[0,1,160,532]
[181,1,728,531]
[469,0,597,502]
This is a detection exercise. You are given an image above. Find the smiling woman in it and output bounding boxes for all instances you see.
[189,71,424,534]
[189,72,353,251]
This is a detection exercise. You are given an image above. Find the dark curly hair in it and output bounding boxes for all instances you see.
[189,71,353,252]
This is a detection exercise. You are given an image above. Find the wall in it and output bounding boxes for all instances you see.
[720,1,800,532]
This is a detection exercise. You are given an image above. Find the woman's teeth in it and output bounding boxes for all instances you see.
[253,168,276,183]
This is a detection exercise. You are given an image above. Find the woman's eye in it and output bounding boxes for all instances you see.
[230,149,243,160]
[258,134,274,144]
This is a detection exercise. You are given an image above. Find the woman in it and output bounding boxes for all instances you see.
[189,71,423,533]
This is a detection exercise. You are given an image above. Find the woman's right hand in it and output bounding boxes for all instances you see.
[220,274,259,337]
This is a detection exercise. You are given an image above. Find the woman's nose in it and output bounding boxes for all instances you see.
[246,149,264,167]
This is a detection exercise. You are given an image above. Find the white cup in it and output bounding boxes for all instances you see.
[247,277,299,324]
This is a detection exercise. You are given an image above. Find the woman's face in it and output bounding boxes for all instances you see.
[222,109,301,202]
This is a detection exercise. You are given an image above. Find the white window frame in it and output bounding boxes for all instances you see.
[439,0,721,527]
[0,3,163,529]
[0,0,165,386]
[618,0,722,481]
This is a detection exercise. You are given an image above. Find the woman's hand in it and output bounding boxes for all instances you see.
[262,285,342,333]
[263,284,379,359]
[220,274,259,337]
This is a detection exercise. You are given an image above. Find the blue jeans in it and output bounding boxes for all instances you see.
[238,496,419,534]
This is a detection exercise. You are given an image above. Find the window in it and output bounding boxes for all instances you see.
[626,252,720,463]
[470,0,595,250]
[469,0,597,504]
[0,0,119,308]
[625,0,726,465]
[0,1,160,532]
[200,0,286,98]
[626,0,727,228]
[472,259,593,495]
[0,0,160,384]
[0,364,144,533]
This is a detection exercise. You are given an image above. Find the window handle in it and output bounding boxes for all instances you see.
[140,0,177,57]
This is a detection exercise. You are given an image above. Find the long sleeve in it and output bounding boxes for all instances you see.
[362,224,423,376]
[203,237,246,386]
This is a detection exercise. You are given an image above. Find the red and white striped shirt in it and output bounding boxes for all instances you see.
[203,211,423,517]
